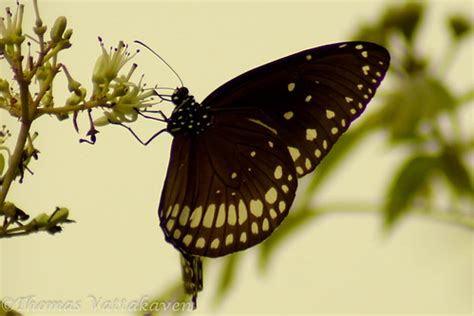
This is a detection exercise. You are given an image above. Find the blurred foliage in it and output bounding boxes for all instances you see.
[144,1,473,314]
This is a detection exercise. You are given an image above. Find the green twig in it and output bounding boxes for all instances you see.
[308,201,474,230]
[0,44,32,209]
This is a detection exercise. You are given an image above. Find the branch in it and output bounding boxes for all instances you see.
[307,201,474,230]
[0,44,33,208]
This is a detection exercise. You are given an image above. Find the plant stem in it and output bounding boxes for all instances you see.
[0,47,32,208]
[309,201,474,230]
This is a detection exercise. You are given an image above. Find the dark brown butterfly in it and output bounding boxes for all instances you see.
[148,41,389,307]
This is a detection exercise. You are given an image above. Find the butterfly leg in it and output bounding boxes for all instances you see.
[108,119,167,146]
[136,108,168,122]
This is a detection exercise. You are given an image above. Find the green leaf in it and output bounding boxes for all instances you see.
[384,154,439,228]
[213,254,241,307]
[381,75,456,142]
[380,2,425,43]
[439,147,474,197]
[447,14,472,40]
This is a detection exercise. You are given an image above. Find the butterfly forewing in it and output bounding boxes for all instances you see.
[159,110,297,257]
[159,41,390,258]
[204,42,390,177]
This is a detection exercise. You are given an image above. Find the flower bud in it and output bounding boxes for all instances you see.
[50,16,67,43]
[48,207,70,225]
[63,29,73,40]
[33,213,50,227]
[1,201,16,217]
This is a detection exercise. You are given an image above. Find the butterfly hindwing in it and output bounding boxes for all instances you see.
[159,110,297,257]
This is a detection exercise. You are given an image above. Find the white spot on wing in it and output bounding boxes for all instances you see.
[190,206,203,228]
[283,111,294,120]
[238,200,248,224]
[225,234,234,246]
[305,95,312,102]
[210,238,220,249]
[228,204,237,225]
[183,234,193,246]
[179,206,190,225]
[345,96,353,103]
[196,237,205,249]
[250,199,264,217]
[240,232,247,243]
[251,222,259,234]
[288,146,301,161]
[274,165,283,179]
[326,110,336,119]
[355,44,364,50]
[265,188,278,204]
[306,129,317,141]
[278,201,286,213]
[171,204,180,218]
[306,54,312,60]
[287,82,295,92]
[203,204,216,228]
[173,229,181,239]
[262,218,270,231]
[314,149,322,158]
[362,65,370,76]
[166,219,175,232]
[248,118,277,135]
[215,204,226,228]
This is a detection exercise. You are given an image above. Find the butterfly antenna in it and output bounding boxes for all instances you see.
[134,40,184,87]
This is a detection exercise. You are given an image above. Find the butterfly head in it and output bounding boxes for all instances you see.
[171,87,190,106]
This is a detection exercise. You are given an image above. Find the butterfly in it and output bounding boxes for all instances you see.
[145,41,389,306]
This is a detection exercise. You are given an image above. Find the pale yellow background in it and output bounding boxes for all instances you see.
[0,1,472,315]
